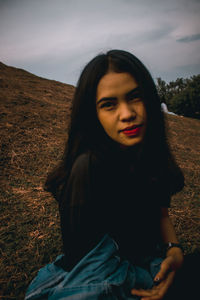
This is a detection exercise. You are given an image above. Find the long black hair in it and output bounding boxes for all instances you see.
[44,49,184,203]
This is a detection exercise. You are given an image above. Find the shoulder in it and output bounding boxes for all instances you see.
[70,148,106,177]
[70,150,109,189]
[70,152,91,175]
[72,150,105,173]
[70,150,113,189]
[69,150,101,181]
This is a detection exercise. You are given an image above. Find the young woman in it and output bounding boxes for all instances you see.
[26,50,199,300]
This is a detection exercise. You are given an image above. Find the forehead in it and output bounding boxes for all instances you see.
[96,72,138,99]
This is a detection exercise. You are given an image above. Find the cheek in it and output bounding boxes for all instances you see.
[136,103,147,120]
[97,112,114,133]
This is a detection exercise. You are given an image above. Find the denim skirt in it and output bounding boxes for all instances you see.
[25,234,163,299]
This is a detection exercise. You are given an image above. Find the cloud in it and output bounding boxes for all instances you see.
[176,33,200,43]
[0,0,199,85]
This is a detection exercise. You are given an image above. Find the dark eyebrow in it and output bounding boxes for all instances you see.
[96,87,140,105]
[96,96,117,105]
[126,87,140,98]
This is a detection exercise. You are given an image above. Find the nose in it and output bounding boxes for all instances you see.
[118,102,136,121]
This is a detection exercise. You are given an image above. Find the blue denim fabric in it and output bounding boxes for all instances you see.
[25,234,163,299]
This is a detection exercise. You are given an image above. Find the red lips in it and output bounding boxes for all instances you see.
[120,124,142,132]
[121,124,143,136]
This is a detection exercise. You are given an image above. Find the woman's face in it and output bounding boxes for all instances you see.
[96,72,147,148]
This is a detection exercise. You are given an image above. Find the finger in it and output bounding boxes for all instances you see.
[131,270,176,300]
[139,289,165,300]
[131,288,158,297]
[140,272,176,300]
[131,280,167,297]
[149,271,175,300]
[154,257,172,282]
[158,270,175,297]
[140,290,167,300]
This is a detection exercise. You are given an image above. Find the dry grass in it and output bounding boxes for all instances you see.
[0,62,199,299]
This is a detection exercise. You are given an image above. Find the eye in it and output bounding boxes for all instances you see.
[127,92,142,102]
[100,102,116,109]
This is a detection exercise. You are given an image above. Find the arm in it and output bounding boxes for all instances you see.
[131,207,184,300]
[160,207,179,243]
[155,207,184,278]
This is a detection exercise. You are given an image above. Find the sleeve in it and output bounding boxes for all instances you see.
[160,194,171,208]
[158,181,171,208]
[150,177,171,208]
[60,152,105,269]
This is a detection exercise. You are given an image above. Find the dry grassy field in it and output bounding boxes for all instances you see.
[0,62,199,299]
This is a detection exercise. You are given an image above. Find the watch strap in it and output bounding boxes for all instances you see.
[164,242,183,253]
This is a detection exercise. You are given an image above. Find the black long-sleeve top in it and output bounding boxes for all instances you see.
[59,148,171,270]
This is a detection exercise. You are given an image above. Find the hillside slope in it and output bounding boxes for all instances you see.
[0,62,199,299]
[0,61,74,184]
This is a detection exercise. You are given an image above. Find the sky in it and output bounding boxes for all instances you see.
[0,0,200,86]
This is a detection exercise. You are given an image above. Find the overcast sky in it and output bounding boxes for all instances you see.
[0,0,200,86]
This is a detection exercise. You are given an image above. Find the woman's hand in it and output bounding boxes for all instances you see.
[131,248,184,300]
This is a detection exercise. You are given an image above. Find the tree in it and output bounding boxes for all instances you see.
[169,75,200,118]
[156,77,167,103]
[156,75,200,119]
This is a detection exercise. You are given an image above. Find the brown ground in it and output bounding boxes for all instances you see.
[0,62,199,299]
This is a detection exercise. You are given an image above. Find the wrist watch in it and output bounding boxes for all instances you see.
[164,242,183,254]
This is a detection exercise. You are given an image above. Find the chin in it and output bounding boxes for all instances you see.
[120,138,142,148]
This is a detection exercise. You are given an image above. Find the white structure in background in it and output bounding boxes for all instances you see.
[161,103,177,115]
